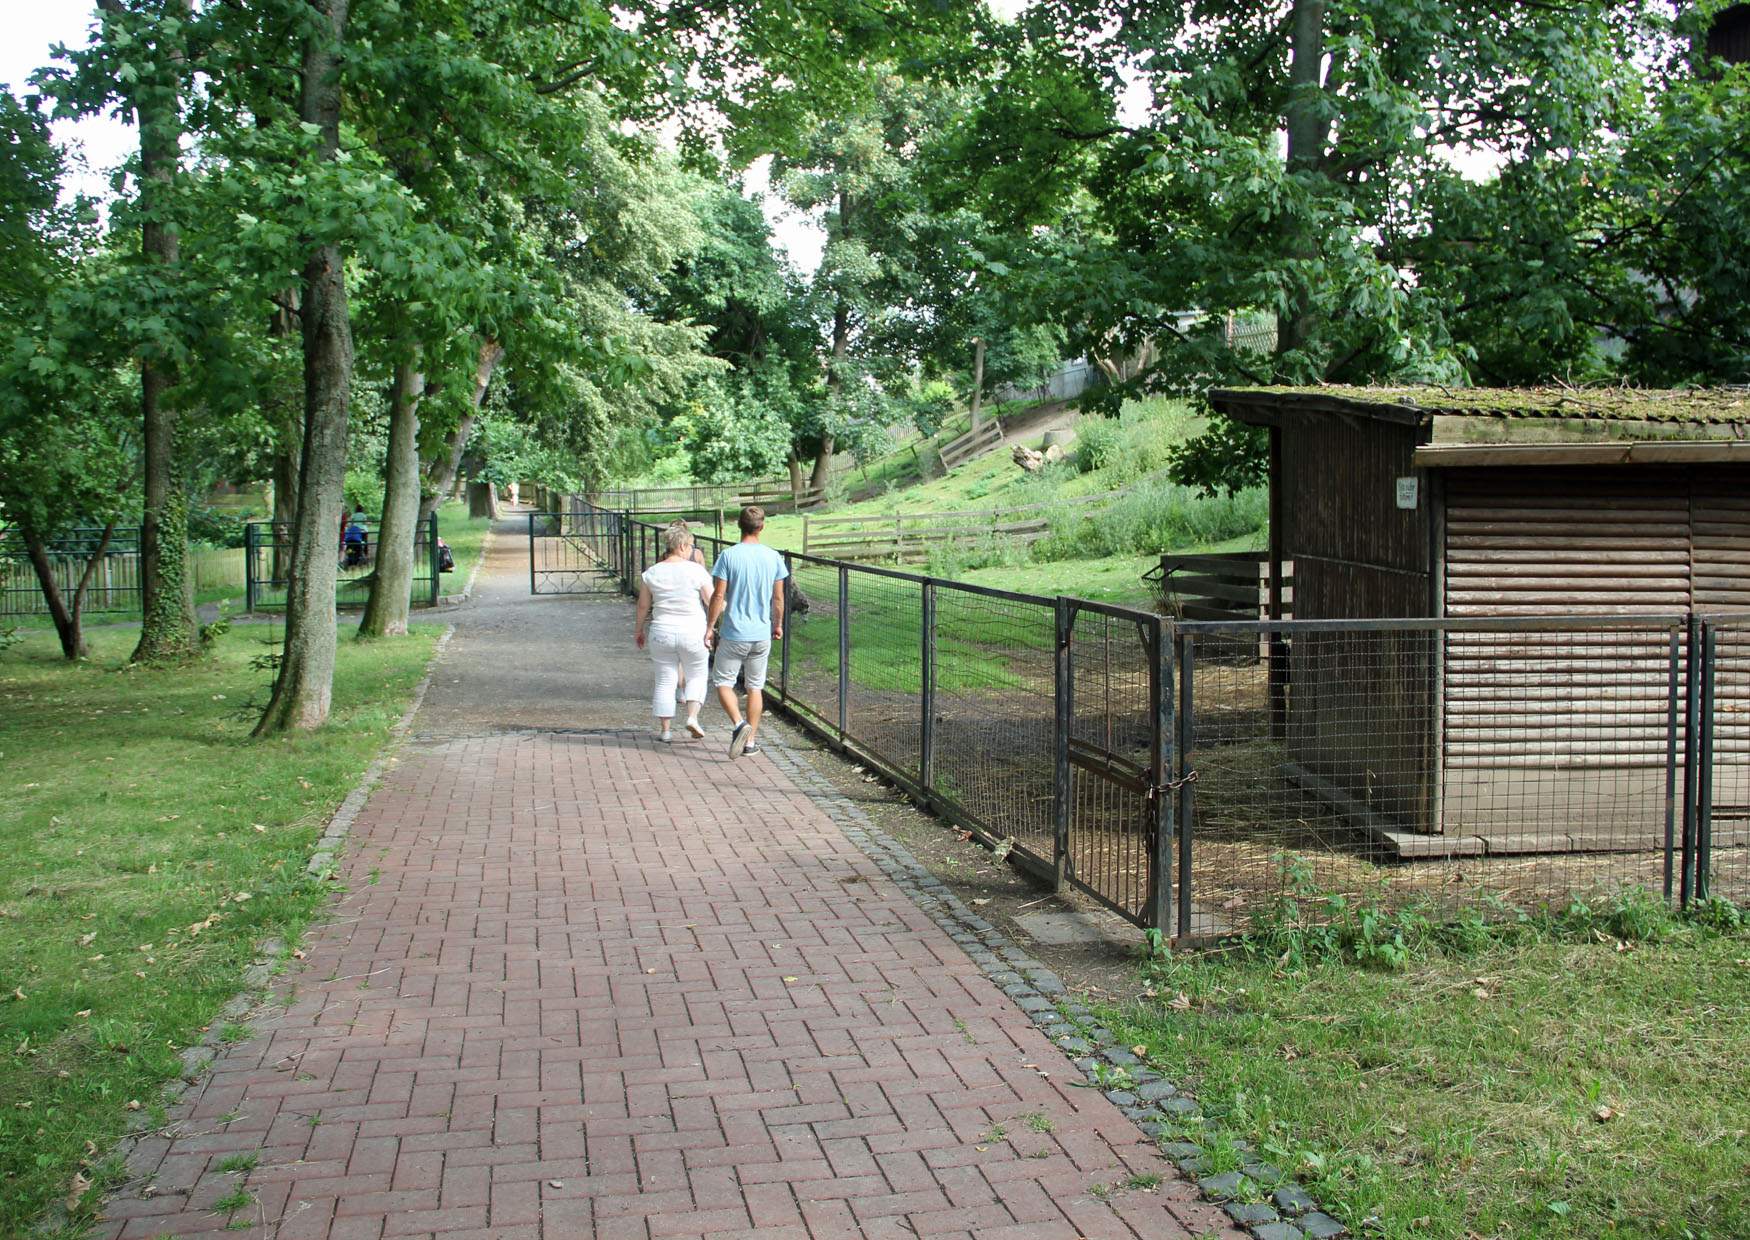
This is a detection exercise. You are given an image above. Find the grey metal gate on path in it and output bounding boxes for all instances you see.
[528,508,623,594]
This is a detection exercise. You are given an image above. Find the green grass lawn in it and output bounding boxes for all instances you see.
[1103,910,1750,1239]
[0,623,440,1233]
[436,499,493,592]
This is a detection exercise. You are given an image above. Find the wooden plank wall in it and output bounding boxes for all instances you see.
[1441,466,1750,849]
[1277,416,1438,832]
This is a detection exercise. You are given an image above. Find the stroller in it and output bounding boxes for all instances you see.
[342,521,369,567]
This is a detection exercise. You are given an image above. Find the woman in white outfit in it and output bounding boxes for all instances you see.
[666,520,710,704]
[635,525,713,742]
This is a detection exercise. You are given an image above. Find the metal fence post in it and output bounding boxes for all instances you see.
[1681,612,1701,909]
[1697,621,1718,902]
[779,553,793,706]
[527,512,537,595]
[1052,598,1072,893]
[1663,623,1680,902]
[922,580,938,795]
[244,522,256,614]
[1147,616,1175,931]
[837,563,850,746]
[428,510,440,606]
[1175,632,1196,941]
[621,510,633,594]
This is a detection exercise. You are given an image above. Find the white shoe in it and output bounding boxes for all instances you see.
[685,718,705,738]
[658,726,673,743]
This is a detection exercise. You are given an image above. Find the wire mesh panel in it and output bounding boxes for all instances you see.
[247,518,438,611]
[0,527,143,616]
[931,584,1058,874]
[1702,616,1750,904]
[1179,618,1687,935]
[1065,604,1159,923]
[529,508,621,594]
[842,568,925,783]
[782,555,843,731]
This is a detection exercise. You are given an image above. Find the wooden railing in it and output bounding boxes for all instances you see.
[587,478,826,515]
[937,419,1004,471]
[1145,551,1293,622]
[800,492,1120,563]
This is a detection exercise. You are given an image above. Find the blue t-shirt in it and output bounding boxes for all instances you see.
[711,541,789,643]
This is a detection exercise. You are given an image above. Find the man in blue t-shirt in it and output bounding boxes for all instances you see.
[707,505,788,758]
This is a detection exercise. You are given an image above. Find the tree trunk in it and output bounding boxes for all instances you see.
[1277,0,1327,371]
[419,337,502,523]
[468,481,495,519]
[129,0,198,665]
[254,0,354,736]
[358,358,424,638]
[810,185,855,493]
[786,450,803,504]
[811,299,849,491]
[19,524,114,661]
[969,337,987,430]
[269,289,302,579]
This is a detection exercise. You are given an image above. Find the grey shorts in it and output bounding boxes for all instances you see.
[711,638,771,691]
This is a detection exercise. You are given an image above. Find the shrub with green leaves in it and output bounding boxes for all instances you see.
[1073,418,1122,473]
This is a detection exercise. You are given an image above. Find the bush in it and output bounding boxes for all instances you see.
[1032,479,1267,560]
[343,467,385,521]
[187,504,252,549]
[1073,418,1122,473]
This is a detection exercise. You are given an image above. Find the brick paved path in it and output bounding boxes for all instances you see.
[94,527,1238,1240]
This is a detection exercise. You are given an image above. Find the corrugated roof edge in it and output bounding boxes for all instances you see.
[1209,384,1750,427]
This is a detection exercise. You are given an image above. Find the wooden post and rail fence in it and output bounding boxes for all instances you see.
[585,477,826,517]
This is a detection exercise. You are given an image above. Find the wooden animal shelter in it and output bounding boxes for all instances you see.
[1206,385,1750,858]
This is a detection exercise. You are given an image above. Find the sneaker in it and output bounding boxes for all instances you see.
[658,726,673,743]
[685,718,705,739]
[743,741,762,756]
[728,721,750,758]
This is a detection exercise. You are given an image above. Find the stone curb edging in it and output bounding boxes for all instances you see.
[762,721,1349,1240]
[432,520,495,608]
[66,625,457,1236]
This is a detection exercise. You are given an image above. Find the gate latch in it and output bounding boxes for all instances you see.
[1147,768,1198,800]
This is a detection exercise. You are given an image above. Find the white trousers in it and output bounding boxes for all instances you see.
[648,625,708,718]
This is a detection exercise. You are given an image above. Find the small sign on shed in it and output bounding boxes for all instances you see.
[1395,476,1419,510]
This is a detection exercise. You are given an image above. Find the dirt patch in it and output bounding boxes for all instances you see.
[771,718,1150,1002]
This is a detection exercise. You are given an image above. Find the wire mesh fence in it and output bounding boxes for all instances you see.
[781,556,843,735]
[842,567,925,783]
[580,503,1745,937]
[1177,618,1697,936]
[1066,604,1162,925]
[1702,616,1749,905]
[931,584,1059,879]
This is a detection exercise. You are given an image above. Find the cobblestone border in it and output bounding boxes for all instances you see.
[763,721,1349,1240]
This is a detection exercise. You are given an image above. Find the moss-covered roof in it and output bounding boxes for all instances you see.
[1210,384,1750,427]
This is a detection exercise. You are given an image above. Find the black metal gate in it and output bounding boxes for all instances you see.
[244,513,439,612]
[529,508,622,594]
[1060,601,1173,928]
[0,526,144,617]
